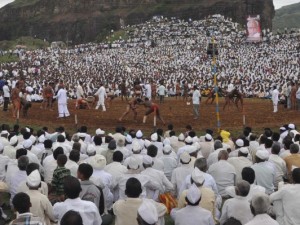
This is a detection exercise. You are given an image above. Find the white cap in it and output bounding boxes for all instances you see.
[87,145,96,155]
[144,140,151,148]
[132,140,141,152]
[26,170,41,188]
[96,128,105,135]
[29,135,36,144]
[136,130,143,138]
[0,130,9,135]
[127,157,139,170]
[191,168,205,184]
[25,127,30,133]
[23,139,33,149]
[192,142,201,151]
[235,139,244,147]
[225,186,236,198]
[205,134,212,141]
[163,138,171,145]
[180,152,191,163]
[187,146,198,154]
[151,133,158,142]
[288,124,295,129]
[125,134,133,143]
[89,155,106,169]
[9,135,18,145]
[138,200,158,224]
[178,133,185,141]
[186,184,201,204]
[239,147,249,154]
[38,135,45,143]
[143,155,153,165]
[163,145,172,154]
[279,127,286,131]
[26,86,33,93]
[256,150,269,160]
[185,136,193,144]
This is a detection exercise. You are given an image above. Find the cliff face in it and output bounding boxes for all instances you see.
[0,0,275,43]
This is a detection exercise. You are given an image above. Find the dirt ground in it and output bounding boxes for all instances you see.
[1,97,299,137]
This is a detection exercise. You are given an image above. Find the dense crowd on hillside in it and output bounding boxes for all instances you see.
[0,122,299,225]
[0,15,299,102]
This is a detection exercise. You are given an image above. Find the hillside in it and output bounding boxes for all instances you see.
[0,0,275,44]
[273,2,300,30]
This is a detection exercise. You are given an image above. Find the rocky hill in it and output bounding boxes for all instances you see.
[0,0,275,43]
[273,2,300,31]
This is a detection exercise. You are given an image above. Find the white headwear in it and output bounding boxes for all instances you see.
[288,124,295,130]
[163,138,171,145]
[186,184,202,204]
[138,200,158,224]
[26,170,41,188]
[180,152,191,163]
[132,140,141,152]
[163,145,172,154]
[205,134,212,141]
[187,146,198,154]
[125,134,133,143]
[136,130,143,138]
[0,130,9,136]
[178,133,185,141]
[191,168,205,184]
[143,155,153,165]
[235,139,244,147]
[151,133,158,142]
[38,135,45,143]
[87,145,96,155]
[192,136,199,143]
[9,135,18,146]
[127,157,139,170]
[89,155,106,169]
[185,136,193,144]
[239,147,249,154]
[96,128,105,135]
[256,150,269,160]
[144,139,151,148]
[23,139,33,149]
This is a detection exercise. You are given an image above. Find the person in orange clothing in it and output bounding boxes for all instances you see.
[142,97,165,125]
[11,82,21,118]
[284,143,300,182]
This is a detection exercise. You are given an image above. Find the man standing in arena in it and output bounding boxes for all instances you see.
[192,85,201,120]
[272,86,279,113]
[95,82,107,111]
[54,85,70,118]
[42,82,54,110]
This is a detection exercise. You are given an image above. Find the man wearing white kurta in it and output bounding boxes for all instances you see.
[271,86,279,113]
[54,86,70,118]
[270,168,300,225]
[192,85,201,120]
[76,81,84,108]
[95,83,107,111]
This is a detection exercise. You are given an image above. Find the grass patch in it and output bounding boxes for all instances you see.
[0,36,49,51]
[0,54,19,63]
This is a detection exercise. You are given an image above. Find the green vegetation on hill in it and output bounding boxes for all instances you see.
[273,2,300,31]
[0,36,49,51]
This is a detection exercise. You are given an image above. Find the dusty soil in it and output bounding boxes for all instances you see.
[1,97,299,137]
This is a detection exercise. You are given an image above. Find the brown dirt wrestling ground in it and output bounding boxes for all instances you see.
[0,97,299,137]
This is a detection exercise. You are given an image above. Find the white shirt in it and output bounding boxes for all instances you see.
[0,154,10,181]
[95,86,107,100]
[3,85,10,97]
[228,157,253,183]
[104,161,128,178]
[207,148,223,167]
[158,85,166,95]
[270,184,300,225]
[251,162,275,194]
[245,214,279,225]
[53,197,102,225]
[10,170,27,202]
[247,184,266,202]
[220,196,253,225]
[55,88,68,104]
[42,155,57,184]
[76,85,84,99]
[208,160,236,197]
[65,160,79,177]
[172,205,214,225]
[268,154,286,188]
[171,164,193,197]
[159,154,178,180]
[192,89,201,104]
[272,89,279,104]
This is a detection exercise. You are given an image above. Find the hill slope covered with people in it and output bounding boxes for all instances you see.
[0,0,275,43]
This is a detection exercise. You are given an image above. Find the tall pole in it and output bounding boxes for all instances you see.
[212,37,220,132]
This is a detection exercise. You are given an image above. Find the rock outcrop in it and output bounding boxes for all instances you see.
[0,0,275,43]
